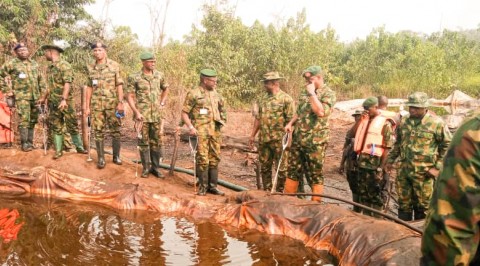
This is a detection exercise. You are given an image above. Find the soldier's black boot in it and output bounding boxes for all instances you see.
[72,134,88,154]
[197,169,208,196]
[398,210,412,221]
[207,168,225,196]
[414,207,426,220]
[112,138,122,165]
[95,140,106,169]
[150,147,164,178]
[20,128,31,152]
[27,128,35,149]
[352,193,361,213]
[53,134,64,159]
[140,149,150,178]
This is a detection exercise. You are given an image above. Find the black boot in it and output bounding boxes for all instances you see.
[352,193,361,213]
[95,140,106,169]
[112,139,122,165]
[414,208,426,220]
[140,149,150,178]
[53,134,64,159]
[197,169,208,196]
[27,128,35,149]
[20,128,31,152]
[398,210,413,221]
[207,168,225,196]
[150,147,164,178]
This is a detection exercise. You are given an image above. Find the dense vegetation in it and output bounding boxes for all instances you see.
[1,1,479,108]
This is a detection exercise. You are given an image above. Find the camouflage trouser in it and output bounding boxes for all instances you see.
[48,101,80,135]
[16,99,38,129]
[138,121,163,151]
[346,170,360,194]
[358,167,384,208]
[396,167,434,213]
[288,142,327,185]
[92,108,121,140]
[259,141,288,191]
[196,130,221,172]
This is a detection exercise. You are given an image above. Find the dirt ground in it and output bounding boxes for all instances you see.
[0,109,398,214]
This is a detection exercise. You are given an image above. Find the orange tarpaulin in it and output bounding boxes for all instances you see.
[0,92,13,144]
[0,166,422,265]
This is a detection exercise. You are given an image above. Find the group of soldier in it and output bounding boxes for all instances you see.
[1,41,479,264]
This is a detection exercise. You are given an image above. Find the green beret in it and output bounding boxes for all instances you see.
[302,66,322,77]
[261,71,284,81]
[140,51,155,61]
[41,44,64,53]
[200,69,217,77]
[362,97,379,108]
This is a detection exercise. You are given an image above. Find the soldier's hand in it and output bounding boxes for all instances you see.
[338,166,344,175]
[59,99,67,110]
[135,111,144,121]
[36,97,45,105]
[188,125,197,136]
[427,167,440,179]
[116,102,125,113]
[385,163,393,173]
[248,137,255,150]
[85,107,90,116]
[306,83,316,95]
[285,123,293,133]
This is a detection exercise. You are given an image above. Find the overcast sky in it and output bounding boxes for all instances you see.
[84,0,480,46]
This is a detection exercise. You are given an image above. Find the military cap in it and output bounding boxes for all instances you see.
[261,71,284,81]
[13,43,27,51]
[140,51,155,61]
[352,109,363,116]
[41,44,64,53]
[90,42,107,50]
[200,69,217,77]
[362,97,379,108]
[302,65,322,78]
[405,92,430,108]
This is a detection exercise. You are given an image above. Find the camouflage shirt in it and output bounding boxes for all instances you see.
[255,90,295,144]
[357,119,395,170]
[182,86,227,136]
[0,57,46,101]
[387,112,452,172]
[46,59,73,104]
[294,85,336,145]
[421,113,480,265]
[86,59,124,110]
[126,70,168,123]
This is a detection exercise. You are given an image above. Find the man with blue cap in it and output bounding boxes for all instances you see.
[0,43,46,152]
[126,51,169,178]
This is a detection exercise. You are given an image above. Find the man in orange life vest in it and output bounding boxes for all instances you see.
[355,97,395,217]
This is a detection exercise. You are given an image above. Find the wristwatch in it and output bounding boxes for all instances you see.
[61,97,67,101]
[160,102,165,106]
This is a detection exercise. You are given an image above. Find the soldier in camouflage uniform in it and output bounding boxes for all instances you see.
[356,97,395,217]
[85,42,125,169]
[338,109,362,212]
[0,43,46,151]
[182,69,227,196]
[284,66,336,201]
[126,52,169,178]
[386,92,452,221]
[39,44,87,159]
[249,71,295,192]
[421,112,480,265]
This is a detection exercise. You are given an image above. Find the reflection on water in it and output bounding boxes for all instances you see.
[0,195,333,265]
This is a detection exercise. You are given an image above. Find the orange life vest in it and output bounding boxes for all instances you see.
[354,115,391,157]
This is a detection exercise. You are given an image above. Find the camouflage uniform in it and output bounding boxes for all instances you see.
[421,112,480,265]
[341,119,360,211]
[256,90,295,192]
[87,59,123,140]
[357,118,394,216]
[127,69,168,177]
[46,58,86,156]
[288,85,336,186]
[182,79,227,195]
[0,57,45,150]
[387,112,451,220]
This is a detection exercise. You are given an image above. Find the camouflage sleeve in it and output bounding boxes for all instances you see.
[160,75,169,90]
[382,121,394,149]
[219,94,227,123]
[284,96,295,123]
[181,89,195,114]
[387,124,402,164]
[421,116,480,265]
[37,63,46,94]
[114,64,124,86]
[125,75,135,95]
[435,122,453,170]
[62,61,74,84]
[320,89,336,117]
[0,63,7,93]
